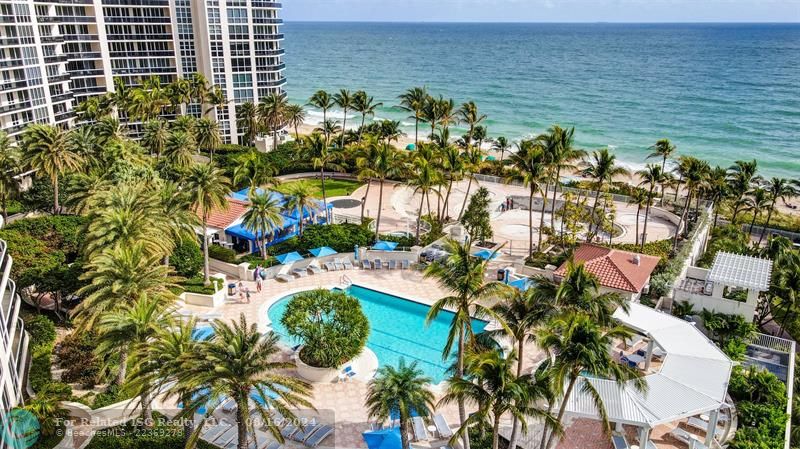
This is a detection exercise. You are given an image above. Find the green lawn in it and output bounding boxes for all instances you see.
[275,178,363,199]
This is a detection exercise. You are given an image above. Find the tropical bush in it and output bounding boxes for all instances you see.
[461,187,493,245]
[169,239,203,277]
[697,225,751,268]
[208,244,237,263]
[24,314,57,392]
[55,331,102,388]
[281,289,370,368]
[728,365,789,449]
[274,223,375,254]
[612,238,672,261]
[237,253,278,268]
[378,233,416,249]
[178,275,223,295]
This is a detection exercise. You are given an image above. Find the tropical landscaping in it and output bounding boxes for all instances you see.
[1,75,799,449]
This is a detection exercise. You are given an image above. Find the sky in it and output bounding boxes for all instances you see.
[282,0,800,23]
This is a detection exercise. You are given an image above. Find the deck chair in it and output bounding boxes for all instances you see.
[343,258,354,269]
[412,416,428,441]
[281,422,299,438]
[373,258,383,270]
[611,434,629,449]
[401,260,410,269]
[264,443,283,449]
[388,260,397,269]
[304,425,334,448]
[361,259,372,269]
[433,413,453,439]
[275,263,295,282]
[307,261,323,274]
[323,261,336,271]
[214,426,239,446]
[293,267,309,277]
[291,419,320,442]
[202,422,232,442]
[334,258,345,270]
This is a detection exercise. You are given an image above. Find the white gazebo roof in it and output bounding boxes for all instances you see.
[564,302,733,427]
[708,252,773,291]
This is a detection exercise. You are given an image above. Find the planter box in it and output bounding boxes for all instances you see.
[295,351,340,383]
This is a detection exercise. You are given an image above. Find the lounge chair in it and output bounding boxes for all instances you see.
[202,422,232,442]
[388,260,397,270]
[411,416,428,441]
[343,258,354,270]
[433,413,453,439]
[401,260,410,270]
[362,260,372,269]
[281,422,299,438]
[214,426,239,446]
[334,258,345,270]
[374,258,383,270]
[686,417,721,436]
[292,268,309,277]
[276,263,295,282]
[221,397,237,413]
[307,262,323,274]
[264,443,282,449]
[611,434,629,449]
[291,419,321,442]
[304,425,334,447]
[253,434,270,449]
[670,428,701,445]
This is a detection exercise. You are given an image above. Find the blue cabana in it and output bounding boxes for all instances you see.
[363,428,402,449]
[473,248,498,260]
[309,246,338,257]
[275,251,304,264]
[373,241,398,251]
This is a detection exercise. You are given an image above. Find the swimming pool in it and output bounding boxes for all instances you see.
[267,285,489,384]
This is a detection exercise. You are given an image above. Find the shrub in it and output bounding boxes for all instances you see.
[728,365,787,408]
[378,233,415,249]
[24,314,57,392]
[178,275,223,295]
[461,187,493,244]
[170,239,203,277]
[208,244,237,263]
[736,401,788,438]
[281,289,370,368]
[237,254,278,268]
[295,223,375,254]
[55,331,102,388]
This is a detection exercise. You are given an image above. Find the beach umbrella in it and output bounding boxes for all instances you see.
[373,241,398,251]
[473,248,498,260]
[309,246,338,257]
[363,428,402,449]
[405,143,416,151]
[275,251,304,264]
[509,277,533,291]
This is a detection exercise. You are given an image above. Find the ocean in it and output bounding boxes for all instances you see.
[281,22,800,178]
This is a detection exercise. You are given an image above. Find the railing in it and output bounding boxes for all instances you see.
[748,332,795,354]
[747,332,795,449]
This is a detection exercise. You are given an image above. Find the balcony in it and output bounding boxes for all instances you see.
[256,77,286,88]
[251,1,282,7]
[63,34,98,41]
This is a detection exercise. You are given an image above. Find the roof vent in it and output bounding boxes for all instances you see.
[633,254,641,266]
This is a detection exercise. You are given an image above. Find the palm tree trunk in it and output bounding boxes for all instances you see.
[141,390,153,424]
[757,203,776,246]
[550,168,561,230]
[414,117,419,147]
[415,193,424,244]
[360,179,371,220]
[294,123,300,140]
[457,326,471,449]
[236,395,248,449]
[508,339,525,449]
[587,188,601,242]
[635,202,641,246]
[529,188,535,257]
[538,193,546,250]
[458,177,474,221]
[359,114,366,143]
[674,175,683,202]
[116,349,128,385]
[545,376,578,449]
[181,393,194,446]
[641,188,654,251]
[341,108,348,148]
[659,157,667,206]
[375,179,385,240]
[400,419,411,449]
[426,191,432,218]
[202,215,210,284]
[53,174,60,214]
[298,206,305,236]
[320,168,328,212]
[492,411,502,449]
[442,180,453,221]
[673,192,692,250]
[749,211,759,235]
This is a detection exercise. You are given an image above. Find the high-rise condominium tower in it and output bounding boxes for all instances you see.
[0,0,285,144]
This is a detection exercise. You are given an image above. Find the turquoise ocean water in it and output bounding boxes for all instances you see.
[282,22,799,178]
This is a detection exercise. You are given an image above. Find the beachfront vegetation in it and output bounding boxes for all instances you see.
[273,178,362,199]
[281,289,370,368]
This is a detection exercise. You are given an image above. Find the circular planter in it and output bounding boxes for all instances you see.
[295,354,340,383]
[294,346,377,383]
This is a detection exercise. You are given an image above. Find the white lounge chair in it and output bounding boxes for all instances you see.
[342,258,354,270]
[276,263,295,282]
[334,258,345,270]
[215,426,239,446]
[361,260,372,269]
[433,413,453,439]
[401,260,410,269]
[304,425,334,447]
[307,261,323,274]
[292,267,309,277]
[264,443,282,449]
[388,260,397,269]
[324,261,335,271]
[686,417,722,436]
[611,434,629,449]
[411,416,428,441]
[374,258,383,270]
[670,428,702,446]
[202,422,232,442]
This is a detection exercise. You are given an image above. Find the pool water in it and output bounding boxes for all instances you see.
[267,285,488,384]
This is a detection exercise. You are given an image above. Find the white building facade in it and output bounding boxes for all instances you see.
[0,0,285,143]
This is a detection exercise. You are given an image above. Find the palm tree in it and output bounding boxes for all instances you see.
[333,89,353,148]
[315,119,342,146]
[182,315,314,449]
[745,187,771,236]
[727,159,759,223]
[258,92,289,151]
[0,132,22,220]
[233,150,277,195]
[706,166,729,228]
[185,163,231,284]
[164,130,196,172]
[491,136,511,162]
[371,142,402,239]
[355,135,381,220]
[308,90,334,138]
[365,359,436,449]
[404,155,440,244]
[96,297,172,420]
[284,104,306,140]
[195,117,222,162]
[758,177,797,246]
[421,96,443,141]
[458,101,486,146]
[22,124,83,213]
[442,348,552,449]
[439,141,464,220]
[353,90,382,143]
[380,120,405,144]
[142,120,170,159]
[424,238,508,449]
[538,313,644,449]
[673,156,709,249]
[543,125,585,230]
[457,146,484,221]
[636,163,665,249]
[242,191,284,259]
[627,188,649,247]
[647,138,676,204]
[301,132,342,213]
[554,260,628,325]
[236,101,259,146]
[472,125,488,150]
[581,148,630,241]
[507,140,549,255]
[284,181,318,236]
[398,87,428,147]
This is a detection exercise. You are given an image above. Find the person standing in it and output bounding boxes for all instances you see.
[256,276,263,293]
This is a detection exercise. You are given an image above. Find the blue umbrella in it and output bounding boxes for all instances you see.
[363,428,402,449]
[405,143,416,151]
[373,241,398,251]
[275,251,304,264]
[473,248,498,260]
[509,277,534,291]
[309,246,338,257]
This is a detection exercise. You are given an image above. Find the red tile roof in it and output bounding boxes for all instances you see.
[554,243,660,293]
[202,198,249,230]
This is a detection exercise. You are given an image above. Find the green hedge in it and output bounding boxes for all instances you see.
[25,314,57,392]
[55,331,102,388]
[728,365,788,449]
[265,223,375,255]
[170,239,203,277]
[208,244,237,263]
[649,208,709,298]
[178,275,223,295]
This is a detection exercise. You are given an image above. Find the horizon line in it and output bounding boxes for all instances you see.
[282,20,800,25]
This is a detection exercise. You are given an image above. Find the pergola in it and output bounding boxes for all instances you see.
[708,251,773,292]
[564,302,733,448]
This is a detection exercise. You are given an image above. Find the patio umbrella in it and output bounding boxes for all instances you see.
[363,428,402,449]
[373,241,398,251]
[275,251,304,264]
[473,248,498,260]
[509,277,533,291]
[405,143,416,151]
[309,246,338,257]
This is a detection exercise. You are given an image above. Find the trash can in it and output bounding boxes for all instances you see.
[228,283,237,296]
[497,269,506,281]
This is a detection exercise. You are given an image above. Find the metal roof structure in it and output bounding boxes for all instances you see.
[708,252,773,292]
[564,302,733,427]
